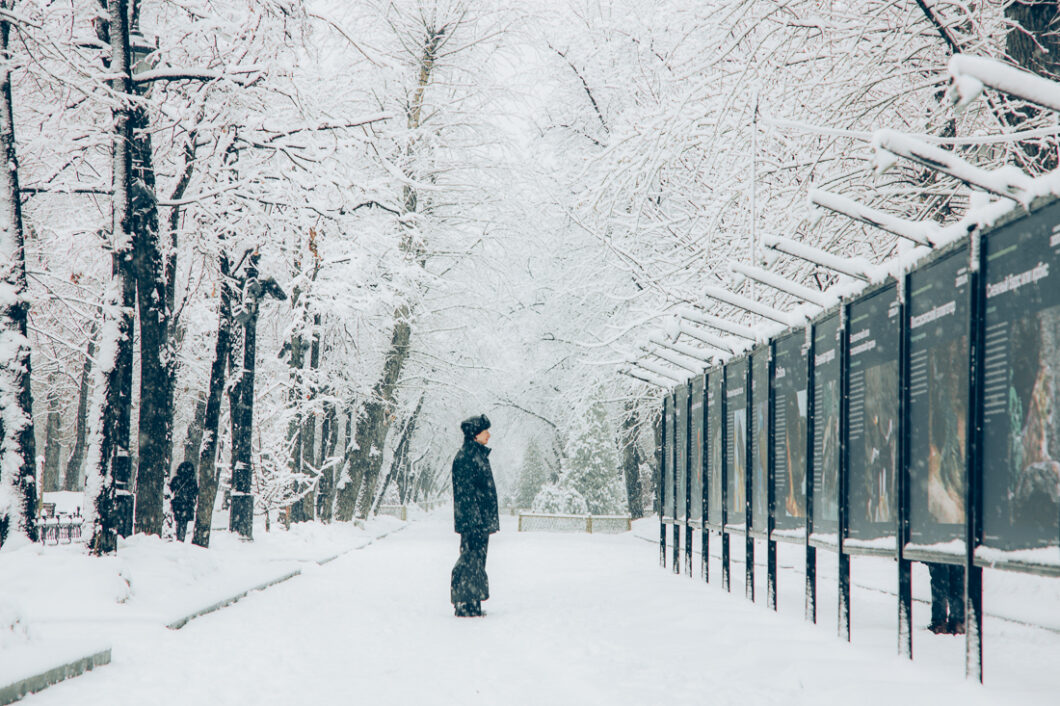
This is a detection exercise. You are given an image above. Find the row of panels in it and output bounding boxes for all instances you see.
[659,197,1060,567]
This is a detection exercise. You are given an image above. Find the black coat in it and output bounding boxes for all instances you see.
[452,439,499,535]
[169,464,198,521]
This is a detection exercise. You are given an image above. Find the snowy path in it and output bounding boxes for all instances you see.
[22,513,1057,706]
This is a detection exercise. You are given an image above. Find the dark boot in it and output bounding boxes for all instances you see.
[454,603,472,617]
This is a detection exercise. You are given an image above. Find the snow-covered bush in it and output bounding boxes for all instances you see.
[532,484,588,515]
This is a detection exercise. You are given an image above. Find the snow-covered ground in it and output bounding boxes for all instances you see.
[3,511,1056,705]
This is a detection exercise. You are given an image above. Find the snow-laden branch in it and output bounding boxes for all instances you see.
[873,129,1035,204]
[948,54,1060,114]
[762,235,874,282]
[730,262,830,307]
[809,189,939,247]
[702,284,800,327]
[131,65,263,86]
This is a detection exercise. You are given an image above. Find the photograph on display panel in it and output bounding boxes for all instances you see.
[773,332,808,531]
[981,200,1060,553]
[708,371,724,526]
[676,384,688,522]
[907,246,969,547]
[812,314,841,534]
[726,359,748,527]
[752,348,770,534]
[690,375,705,523]
[846,284,901,543]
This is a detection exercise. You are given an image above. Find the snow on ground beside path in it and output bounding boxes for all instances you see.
[0,516,403,687]
[16,512,1059,706]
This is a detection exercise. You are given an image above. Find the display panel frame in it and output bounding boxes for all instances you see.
[724,356,749,533]
[751,345,771,538]
[706,367,725,531]
[809,310,842,549]
[690,374,706,526]
[772,329,811,540]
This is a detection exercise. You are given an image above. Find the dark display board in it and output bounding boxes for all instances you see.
[773,331,809,531]
[981,200,1060,551]
[846,283,901,542]
[751,347,770,534]
[676,384,688,522]
[812,314,841,534]
[725,358,748,526]
[690,375,705,523]
[663,393,674,518]
[707,370,724,527]
[907,246,969,546]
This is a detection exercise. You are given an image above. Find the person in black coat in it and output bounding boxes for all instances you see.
[451,414,500,617]
[169,461,199,543]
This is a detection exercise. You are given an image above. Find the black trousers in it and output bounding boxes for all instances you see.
[928,563,965,625]
[175,517,192,542]
[451,531,490,604]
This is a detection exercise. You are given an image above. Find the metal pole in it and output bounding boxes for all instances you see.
[966,228,985,683]
[704,284,797,326]
[804,327,818,623]
[898,276,913,658]
[721,372,731,592]
[731,262,832,307]
[838,305,851,642]
[746,359,755,602]
[681,309,758,341]
[762,235,874,282]
[767,345,778,611]
[685,380,694,576]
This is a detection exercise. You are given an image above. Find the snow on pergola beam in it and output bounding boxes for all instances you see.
[703,284,800,327]
[873,129,1035,205]
[631,359,687,383]
[642,346,704,375]
[948,54,1060,114]
[810,189,938,247]
[730,262,830,308]
[619,367,671,389]
[762,234,874,282]
[677,321,739,354]
[679,308,758,341]
[647,335,717,363]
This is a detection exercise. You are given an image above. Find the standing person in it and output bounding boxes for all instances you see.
[451,414,499,617]
[927,562,965,634]
[169,461,199,543]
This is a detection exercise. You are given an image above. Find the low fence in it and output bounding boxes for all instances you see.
[376,505,408,521]
[518,513,631,534]
[36,517,83,545]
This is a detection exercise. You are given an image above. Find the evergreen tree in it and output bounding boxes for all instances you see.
[557,392,627,515]
[515,439,549,508]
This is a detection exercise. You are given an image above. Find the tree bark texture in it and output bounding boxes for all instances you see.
[621,402,645,520]
[41,379,63,493]
[131,94,172,536]
[64,331,96,492]
[192,253,232,548]
[0,5,38,545]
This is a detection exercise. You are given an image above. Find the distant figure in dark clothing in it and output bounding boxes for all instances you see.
[170,461,199,543]
[927,562,965,634]
[451,414,500,617]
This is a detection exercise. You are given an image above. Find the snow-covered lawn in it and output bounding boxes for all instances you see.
[0,514,405,693]
[3,511,1056,705]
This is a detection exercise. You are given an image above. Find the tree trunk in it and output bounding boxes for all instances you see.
[131,78,171,536]
[0,5,38,546]
[293,315,321,523]
[41,379,63,493]
[86,0,136,555]
[229,254,265,539]
[285,284,308,523]
[316,399,338,522]
[181,396,207,467]
[621,402,645,520]
[64,330,96,492]
[191,253,232,548]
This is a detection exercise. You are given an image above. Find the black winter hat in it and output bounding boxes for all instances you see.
[460,414,491,440]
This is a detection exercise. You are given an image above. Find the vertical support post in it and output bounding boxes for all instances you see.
[671,392,680,575]
[746,361,755,602]
[805,329,817,623]
[897,275,913,658]
[966,228,985,683]
[721,373,731,592]
[685,380,694,576]
[767,345,777,611]
[660,397,667,568]
[838,305,851,642]
[703,372,711,583]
